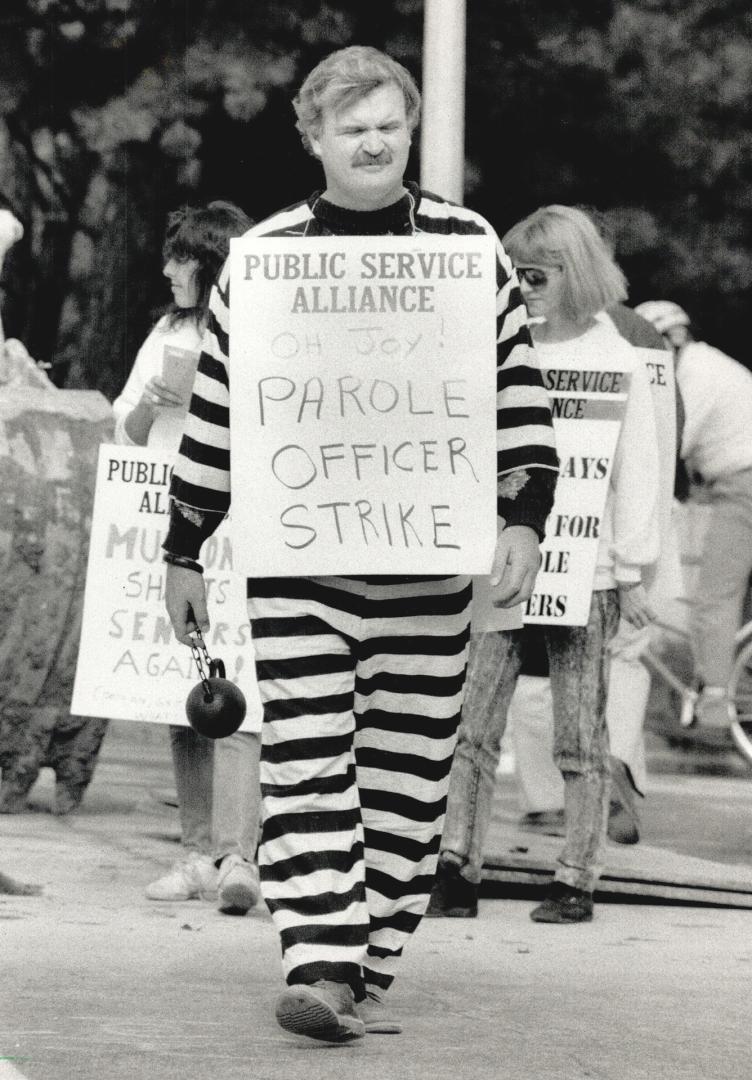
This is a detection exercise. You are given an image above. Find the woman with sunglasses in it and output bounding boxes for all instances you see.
[429,204,660,923]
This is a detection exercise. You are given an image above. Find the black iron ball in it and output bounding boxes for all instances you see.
[185,678,247,739]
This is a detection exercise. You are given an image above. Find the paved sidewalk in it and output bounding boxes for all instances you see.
[1,722,751,1080]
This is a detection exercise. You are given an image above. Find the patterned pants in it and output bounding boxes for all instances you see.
[246,574,472,998]
[442,590,620,892]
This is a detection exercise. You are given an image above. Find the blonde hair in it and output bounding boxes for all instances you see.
[293,46,421,155]
[502,205,628,322]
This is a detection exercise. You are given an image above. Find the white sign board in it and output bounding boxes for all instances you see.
[228,234,498,576]
[524,361,630,626]
[71,444,262,730]
[632,343,681,603]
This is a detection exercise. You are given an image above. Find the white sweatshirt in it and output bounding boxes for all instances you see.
[112,315,202,454]
[677,340,752,482]
[534,321,660,591]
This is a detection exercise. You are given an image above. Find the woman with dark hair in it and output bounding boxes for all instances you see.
[114,201,251,448]
[113,200,263,914]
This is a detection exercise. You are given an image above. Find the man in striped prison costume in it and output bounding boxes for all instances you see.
[163,45,558,1043]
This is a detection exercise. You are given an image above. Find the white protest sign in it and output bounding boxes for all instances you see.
[228,234,498,576]
[524,355,631,626]
[71,444,262,730]
[632,343,681,603]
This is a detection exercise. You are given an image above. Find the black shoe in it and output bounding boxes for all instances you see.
[530,881,593,923]
[608,757,640,845]
[424,859,478,918]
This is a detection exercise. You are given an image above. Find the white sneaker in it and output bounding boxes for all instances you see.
[145,853,218,901]
[216,854,260,915]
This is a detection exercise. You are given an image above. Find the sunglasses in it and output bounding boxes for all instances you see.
[516,266,562,288]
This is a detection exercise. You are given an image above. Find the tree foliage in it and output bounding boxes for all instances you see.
[0,0,749,396]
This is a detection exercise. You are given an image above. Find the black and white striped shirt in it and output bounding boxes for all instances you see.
[166,183,558,559]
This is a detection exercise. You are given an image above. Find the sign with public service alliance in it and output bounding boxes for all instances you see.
[228,234,498,576]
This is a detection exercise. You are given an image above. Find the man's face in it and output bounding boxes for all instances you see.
[310,82,412,210]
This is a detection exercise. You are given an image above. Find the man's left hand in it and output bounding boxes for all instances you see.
[490,525,541,608]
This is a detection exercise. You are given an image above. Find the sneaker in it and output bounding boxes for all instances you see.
[356,988,402,1034]
[530,880,593,923]
[424,858,478,918]
[608,757,640,845]
[275,979,365,1042]
[519,809,566,836]
[145,852,217,902]
[216,854,260,915]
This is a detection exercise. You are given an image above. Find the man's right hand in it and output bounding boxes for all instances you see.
[165,563,210,645]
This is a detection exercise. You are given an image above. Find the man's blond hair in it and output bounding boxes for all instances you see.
[293,45,421,154]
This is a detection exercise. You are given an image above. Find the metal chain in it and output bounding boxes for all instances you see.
[189,628,214,696]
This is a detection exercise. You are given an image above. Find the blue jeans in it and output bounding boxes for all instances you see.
[441,590,619,892]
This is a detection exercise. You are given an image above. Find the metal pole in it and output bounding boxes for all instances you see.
[420,0,466,205]
[0,210,24,348]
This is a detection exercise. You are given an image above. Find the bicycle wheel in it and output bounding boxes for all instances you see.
[729,634,752,766]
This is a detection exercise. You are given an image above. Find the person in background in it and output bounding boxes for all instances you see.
[428,205,659,925]
[113,201,262,916]
[161,46,557,1043]
[509,302,680,845]
[635,300,752,729]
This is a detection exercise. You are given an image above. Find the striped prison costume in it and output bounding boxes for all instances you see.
[165,184,558,998]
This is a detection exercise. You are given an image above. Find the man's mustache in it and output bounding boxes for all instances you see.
[353,151,392,166]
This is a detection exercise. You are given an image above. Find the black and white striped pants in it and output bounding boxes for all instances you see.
[247,574,472,998]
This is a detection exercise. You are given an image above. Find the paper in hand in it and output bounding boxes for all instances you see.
[161,345,199,403]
